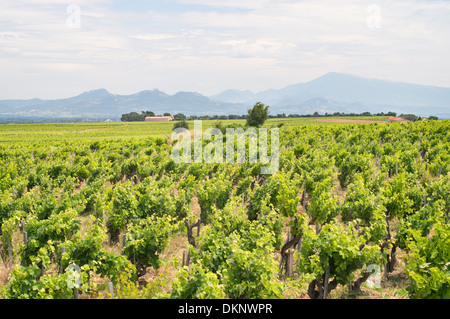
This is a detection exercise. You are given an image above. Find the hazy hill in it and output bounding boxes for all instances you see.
[1,72,449,121]
[0,89,244,121]
[211,72,450,118]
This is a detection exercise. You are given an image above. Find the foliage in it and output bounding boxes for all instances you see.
[0,118,449,299]
[246,102,269,127]
[173,120,189,130]
[20,209,81,266]
[307,177,339,225]
[121,111,155,122]
[1,246,88,299]
[107,181,138,243]
[298,221,382,298]
[171,262,225,299]
[222,243,283,299]
[396,200,450,298]
[196,174,232,224]
[189,198,283,298]
[404,216,450,299]
[123,215,178,277]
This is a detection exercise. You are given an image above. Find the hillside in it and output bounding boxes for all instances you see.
[1,73,449,121]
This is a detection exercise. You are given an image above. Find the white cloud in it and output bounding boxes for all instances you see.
[1,0,450,99]
[177,0,271,10]
[133,33,177,41]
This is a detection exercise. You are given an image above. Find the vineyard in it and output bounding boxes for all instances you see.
[0,119,449,299]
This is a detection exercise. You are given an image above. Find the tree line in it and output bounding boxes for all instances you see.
[122,109,433,123]
[120,111,174,122]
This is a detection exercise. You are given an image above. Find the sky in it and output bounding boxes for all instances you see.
[1,0,450,99]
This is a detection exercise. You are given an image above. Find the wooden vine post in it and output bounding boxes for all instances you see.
[6,239,12,266]
[108,282,115,299]
[185,218,201,248]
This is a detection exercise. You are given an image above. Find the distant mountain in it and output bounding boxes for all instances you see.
[211,89,257,104]
[211,72,450,118]
[0,89,245,121]
[1,72,449,121]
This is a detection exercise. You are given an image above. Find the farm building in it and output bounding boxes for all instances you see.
[145,116,174,122]
[387,117,408,123]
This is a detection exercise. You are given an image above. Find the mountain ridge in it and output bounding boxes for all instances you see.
[210,72,450,118]
[1,72,449,121]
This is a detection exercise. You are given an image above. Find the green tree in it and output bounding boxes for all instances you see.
[173,120,189,130]
[246,102,269,127]
[141,111,155,118]
[173,113,187,121]
[120,111,154,122]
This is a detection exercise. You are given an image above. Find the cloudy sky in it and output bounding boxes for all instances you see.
[1,0,450,99]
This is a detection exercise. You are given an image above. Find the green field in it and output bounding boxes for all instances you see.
[0,117,448,300]
[0,116,389,143]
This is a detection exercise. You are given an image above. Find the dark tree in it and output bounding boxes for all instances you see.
[246,102,269,128]
[173,120,189,130]
[121,110,155,122]
[173,113,187,121]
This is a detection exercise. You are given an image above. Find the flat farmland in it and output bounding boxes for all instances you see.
[0,117,448,300]
[0,116,389,143]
